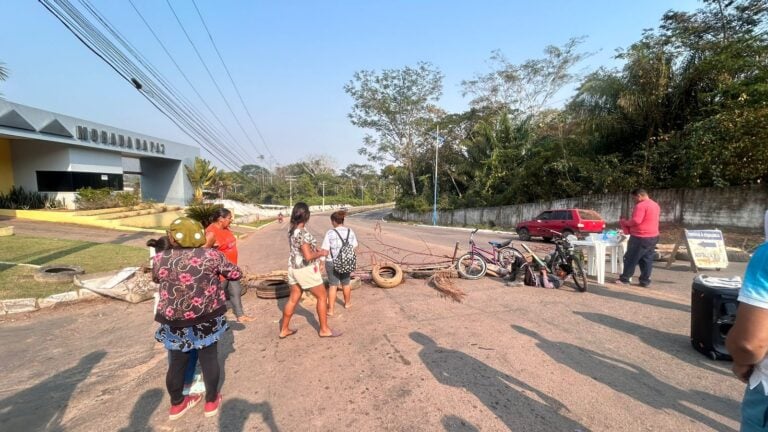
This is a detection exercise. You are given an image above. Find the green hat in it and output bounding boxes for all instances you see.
[168,217,206,248]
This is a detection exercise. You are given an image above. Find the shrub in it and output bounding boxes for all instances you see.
[75,187,115,210]
[115,191,140,207]
[0,186,60,210]
[185,202,223,227]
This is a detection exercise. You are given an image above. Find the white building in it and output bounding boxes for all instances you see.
[0,100,197,208]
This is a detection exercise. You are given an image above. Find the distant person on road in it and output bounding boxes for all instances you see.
[153,217,242,420]
[321,210,358,315]
[280,202,341,339]
[726,242,768,432]
[205,208,255,323]
[616,188,660,287]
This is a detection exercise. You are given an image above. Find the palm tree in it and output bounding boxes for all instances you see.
[184,157,217,203]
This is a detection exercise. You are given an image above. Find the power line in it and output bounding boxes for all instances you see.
[191,0,278,167]
[164,0,266,166]
[39,0,246,171]
[126,0,259,166]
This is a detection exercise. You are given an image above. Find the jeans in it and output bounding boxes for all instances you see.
[620,235,658,286]
[167,343,220,404]
[223,279,245,317]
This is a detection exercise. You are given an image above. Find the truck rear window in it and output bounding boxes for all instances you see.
[578,210,603,220]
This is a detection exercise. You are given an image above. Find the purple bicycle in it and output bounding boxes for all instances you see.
[455,229,525,279]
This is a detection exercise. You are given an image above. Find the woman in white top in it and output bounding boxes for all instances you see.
[321,210,358,316]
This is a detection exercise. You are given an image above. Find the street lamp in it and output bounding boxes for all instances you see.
[430,126,443,226]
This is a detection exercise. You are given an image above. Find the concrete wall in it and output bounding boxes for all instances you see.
[140,158,190,206]
[392,185,768,231]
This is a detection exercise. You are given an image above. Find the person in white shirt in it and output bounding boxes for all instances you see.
[321,210,358,315]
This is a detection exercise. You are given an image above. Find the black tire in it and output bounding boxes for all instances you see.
[34,264,84,283]
[254,279,291,299]
[562,229,574,238]
[455,253,487,279]
[517,227,531,241]
[570,257,588,292]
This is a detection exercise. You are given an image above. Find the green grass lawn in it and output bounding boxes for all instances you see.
[0,235,148,300]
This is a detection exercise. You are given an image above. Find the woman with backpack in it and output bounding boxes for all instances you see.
[321,210,359,315]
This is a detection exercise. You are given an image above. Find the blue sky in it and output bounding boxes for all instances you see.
[0,0,700,172]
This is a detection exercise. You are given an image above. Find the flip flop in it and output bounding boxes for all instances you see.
[279,329,298,339]
[319,329,343,338]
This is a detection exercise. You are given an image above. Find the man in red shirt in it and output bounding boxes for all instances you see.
[617,188,660,287]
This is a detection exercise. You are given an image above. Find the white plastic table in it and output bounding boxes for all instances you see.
[570,236,629,285]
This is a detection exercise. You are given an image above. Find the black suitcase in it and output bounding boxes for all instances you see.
[690,275,740,360]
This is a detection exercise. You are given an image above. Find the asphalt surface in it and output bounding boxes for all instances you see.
[0,210,748,431]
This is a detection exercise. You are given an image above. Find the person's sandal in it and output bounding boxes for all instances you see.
[237,315,256,323]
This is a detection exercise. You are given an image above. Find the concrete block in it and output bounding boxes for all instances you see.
[0,226,13,236]
[39,291,80,308]
[2,298,38,314]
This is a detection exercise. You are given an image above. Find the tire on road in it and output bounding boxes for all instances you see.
[34,264,85,283]
[371,263,404,288]
[254,279,291,299]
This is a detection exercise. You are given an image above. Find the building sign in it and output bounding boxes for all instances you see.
[76,125,166,155]
[684,229,729,270]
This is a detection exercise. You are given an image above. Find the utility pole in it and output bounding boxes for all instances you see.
[433,125,440,226]
[286,176,296,208]
[320,181,326,210]
[360,182,365,203]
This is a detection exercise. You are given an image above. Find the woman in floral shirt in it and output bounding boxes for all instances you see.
[279,202,341,339]
[153,217,242,420]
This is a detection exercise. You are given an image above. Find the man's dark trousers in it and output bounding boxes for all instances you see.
[619,236,659,286]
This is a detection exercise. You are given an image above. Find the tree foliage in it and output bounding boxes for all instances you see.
[345,62,444,195]
[184,157,217,204]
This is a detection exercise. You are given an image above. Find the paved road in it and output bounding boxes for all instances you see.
[0,211,747,431]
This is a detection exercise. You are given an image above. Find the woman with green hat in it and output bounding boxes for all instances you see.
[152,217,242,420]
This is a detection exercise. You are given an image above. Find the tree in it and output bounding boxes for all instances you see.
[345,62,444,195]
[184,157,217,203]
[462,37,591,116]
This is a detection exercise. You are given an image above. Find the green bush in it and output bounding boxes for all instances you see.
[0,186,61,210]
[74,187,115,210]
[115,191,140,207]
[185,203,223,227]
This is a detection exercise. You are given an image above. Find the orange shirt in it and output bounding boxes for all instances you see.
[206,224,238,264]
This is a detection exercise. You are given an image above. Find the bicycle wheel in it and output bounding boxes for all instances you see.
[455,253,487,279]
[498,247,525,278]
[570,255,588,292]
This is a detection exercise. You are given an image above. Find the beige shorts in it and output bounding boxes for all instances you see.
[288,262,324,289]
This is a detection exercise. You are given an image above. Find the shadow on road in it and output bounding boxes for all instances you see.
[574,311,733,377]
[587,284,690,313]
[219,398,279,432]
[118,388,163,432]
[0,350,107,431]
[410,331,590,431]
[218,328,237,392]
[441,414,480,431]
[511,325,738,431]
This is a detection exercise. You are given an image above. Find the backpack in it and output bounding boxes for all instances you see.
[330,228,356,274]
[522,263,554,288]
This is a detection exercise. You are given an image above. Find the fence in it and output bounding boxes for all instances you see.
[392,185,768,231]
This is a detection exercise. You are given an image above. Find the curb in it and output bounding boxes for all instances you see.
[1,287,103,317]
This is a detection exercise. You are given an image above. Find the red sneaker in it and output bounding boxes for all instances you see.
[169,394,202,420]
[204,394,222,417]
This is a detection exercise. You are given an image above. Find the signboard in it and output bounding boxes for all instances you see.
[684,229,729,270]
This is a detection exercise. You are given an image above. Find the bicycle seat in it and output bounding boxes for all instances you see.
[488,239,512,248]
